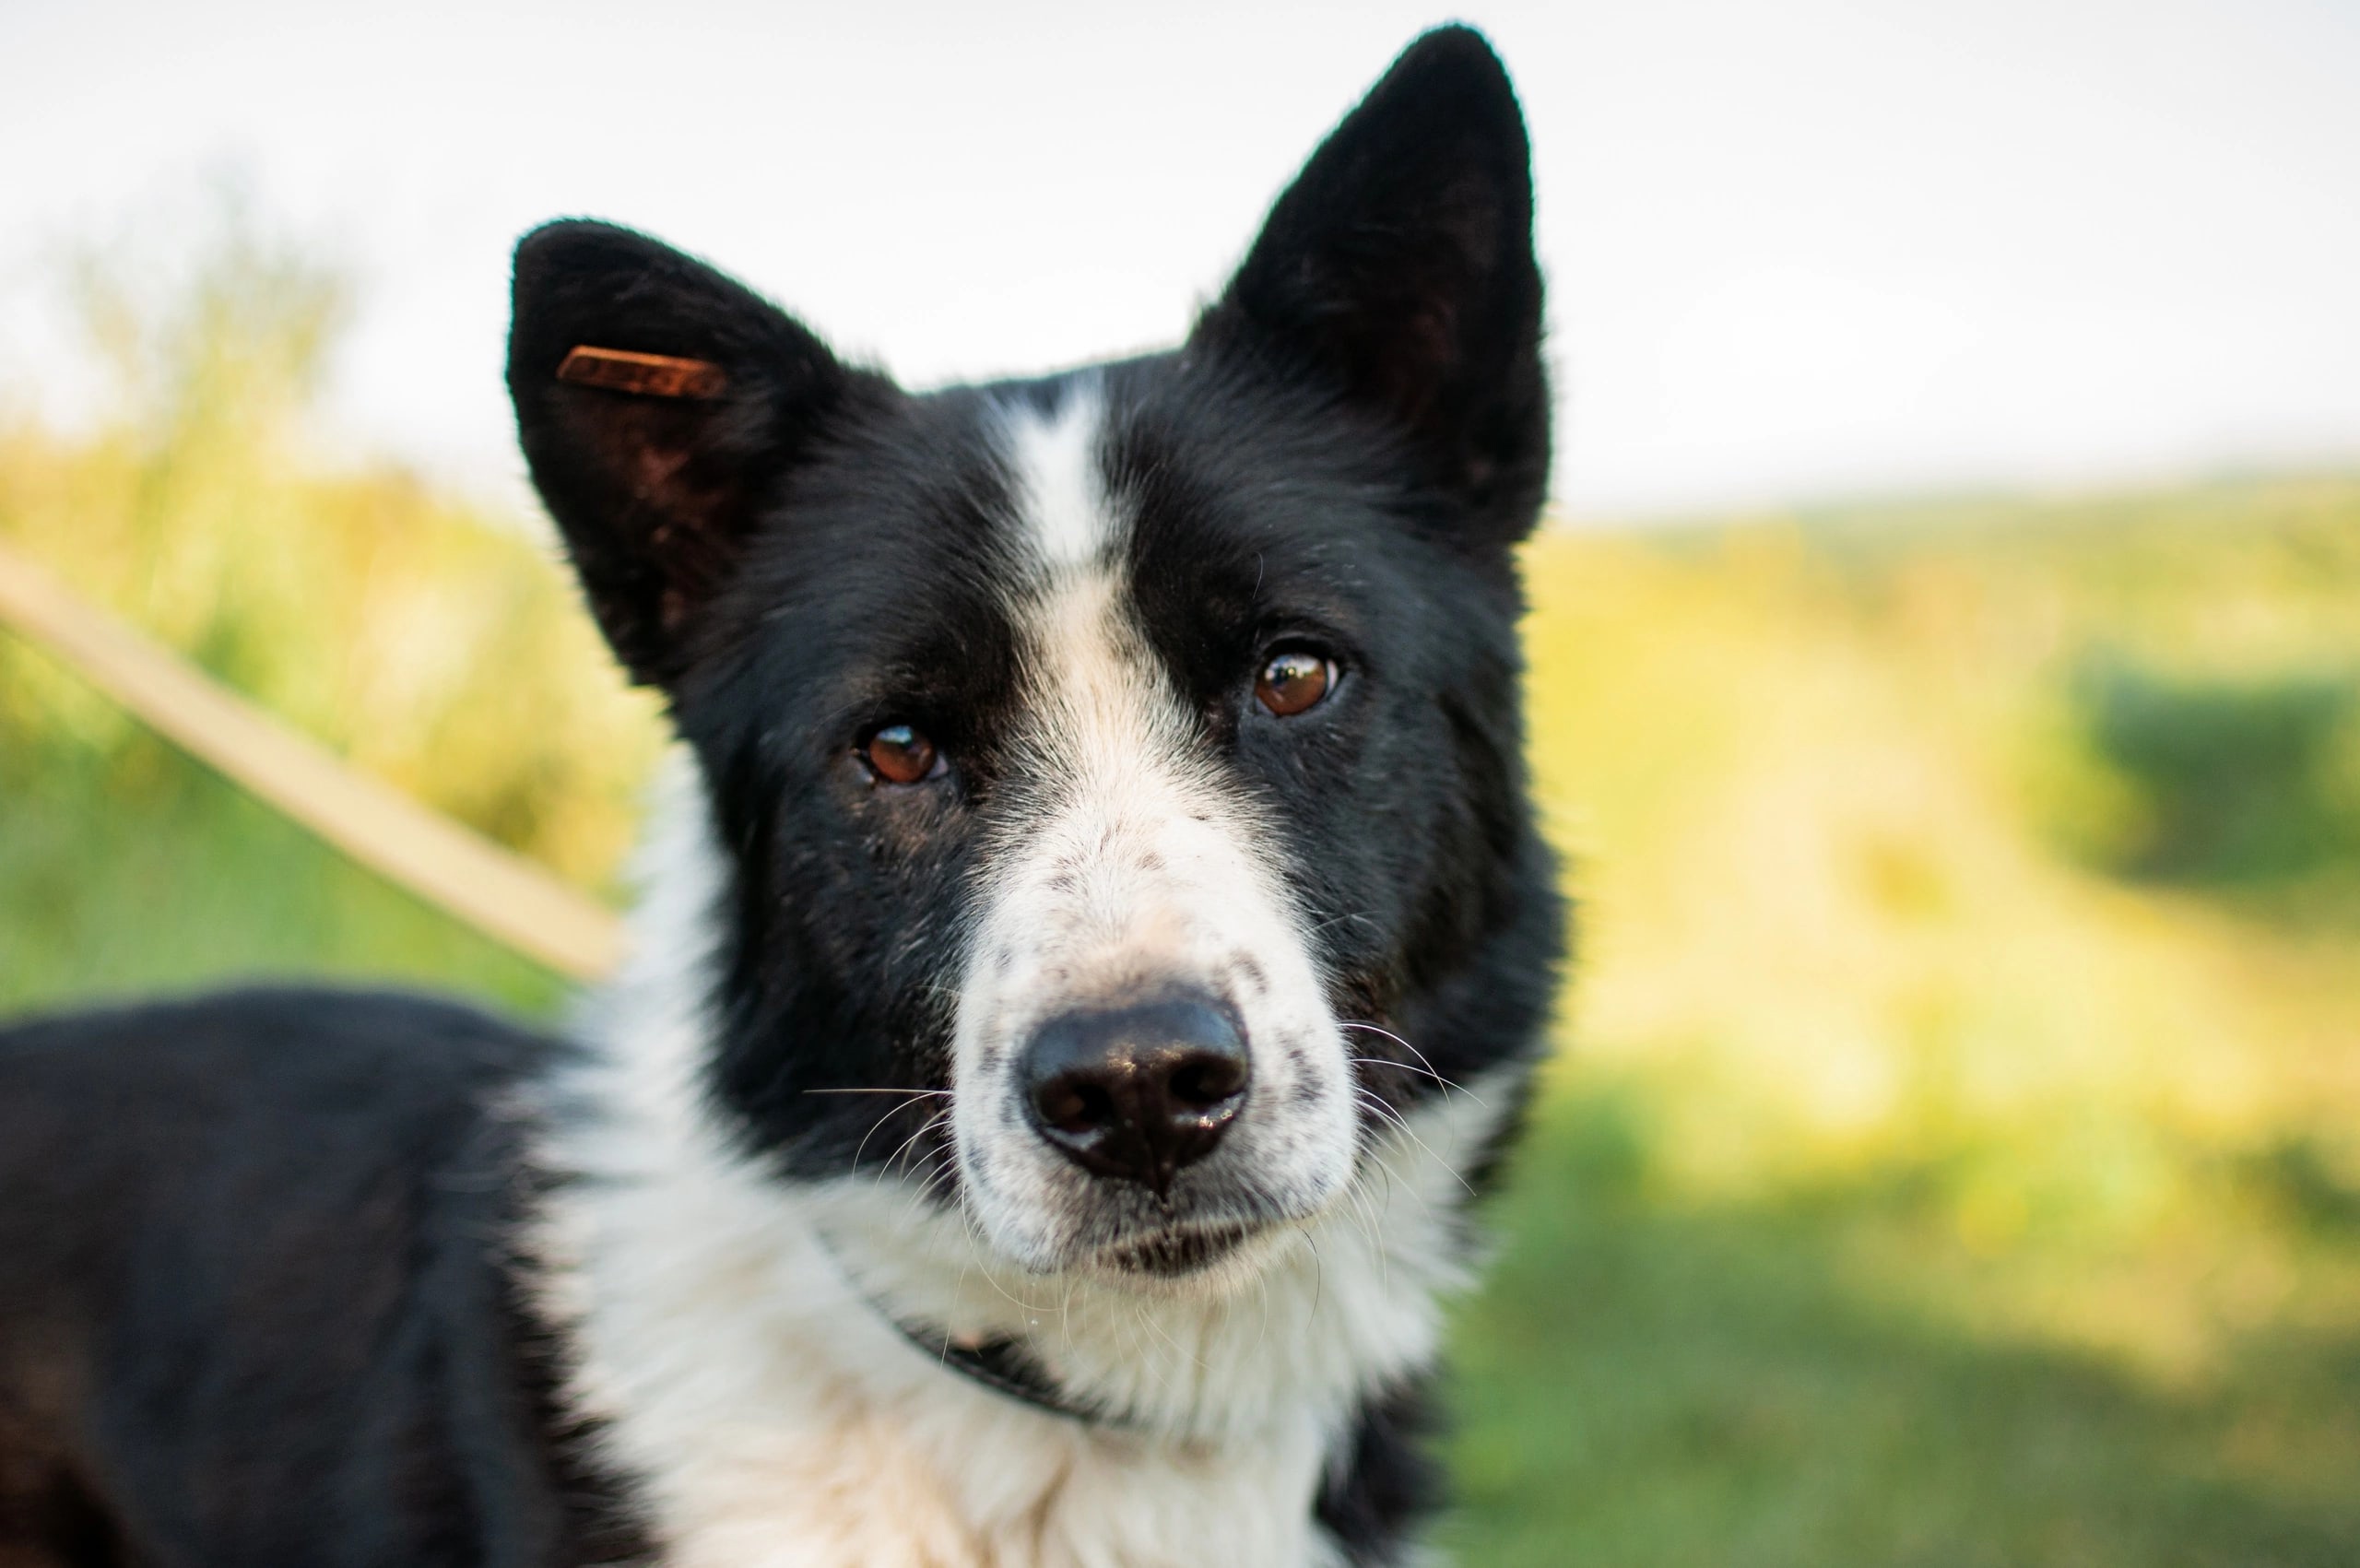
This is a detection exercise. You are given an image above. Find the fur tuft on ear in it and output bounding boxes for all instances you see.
[1193,26,1550,544]
[507,221,892,686]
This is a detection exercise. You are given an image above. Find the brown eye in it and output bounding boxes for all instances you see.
[1254,648,1336,717]
[862,723,939,784]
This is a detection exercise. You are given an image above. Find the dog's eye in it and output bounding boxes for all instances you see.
[861,723,942,784]
[1254,648,1337,718]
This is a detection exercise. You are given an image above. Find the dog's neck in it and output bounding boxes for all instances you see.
[527,764,1507,1566]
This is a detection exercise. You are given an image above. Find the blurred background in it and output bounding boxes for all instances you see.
[3,2,2357,1563]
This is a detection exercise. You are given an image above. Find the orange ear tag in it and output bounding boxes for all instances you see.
[556,346,729,400]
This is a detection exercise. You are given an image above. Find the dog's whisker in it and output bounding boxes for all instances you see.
[1351,1075,1481,1216]
[1339,1024,1479,1102]
[1339,1128,1403,1260]
[1358,1103,1466,1210]
[1343,1054,1476,1103]
[892,1145,962,1226]
[872,1106,955,1190]
[849,1094,941,1173]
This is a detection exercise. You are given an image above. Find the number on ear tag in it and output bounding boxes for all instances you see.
[556,346,729,400]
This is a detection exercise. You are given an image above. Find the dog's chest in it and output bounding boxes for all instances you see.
[634,1406,1341,1568]
[537,1150,1350,1568]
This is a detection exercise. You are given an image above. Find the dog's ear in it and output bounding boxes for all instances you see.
[1194,26,1549,543]
[508,221,887,686]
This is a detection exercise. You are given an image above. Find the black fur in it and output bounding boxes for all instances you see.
[1316,1378,1446,1567]
[1196,24,1550,547]
[0,25,1563,1566]
[0,990,646,1566]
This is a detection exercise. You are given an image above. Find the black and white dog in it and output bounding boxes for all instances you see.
[0,27,1564,1567]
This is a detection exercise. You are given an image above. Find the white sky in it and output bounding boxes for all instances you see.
[2,0,2355,518]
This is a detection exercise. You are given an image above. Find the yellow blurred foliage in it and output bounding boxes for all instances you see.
[1520,495,2360,1376]
[0,209,663,888]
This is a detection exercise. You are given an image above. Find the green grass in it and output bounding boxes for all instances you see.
[0,725,564,1019]
[1443,1093,2360,1568]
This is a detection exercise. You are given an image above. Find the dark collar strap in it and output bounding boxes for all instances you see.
[818,1228,1124,1428]
[886,1316,1124,1428]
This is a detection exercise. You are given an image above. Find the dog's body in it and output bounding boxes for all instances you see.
[0,28,1563,1568]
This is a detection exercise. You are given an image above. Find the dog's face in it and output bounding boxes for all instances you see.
[510,29,1552,1290]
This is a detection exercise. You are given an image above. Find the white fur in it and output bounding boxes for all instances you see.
[951,386,1359,1273]
[533,757,1518,1567]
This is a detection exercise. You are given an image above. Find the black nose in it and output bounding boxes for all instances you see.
[1021,996,1251,1197]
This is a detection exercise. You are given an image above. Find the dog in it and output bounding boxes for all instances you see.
[0,26,1564,1567]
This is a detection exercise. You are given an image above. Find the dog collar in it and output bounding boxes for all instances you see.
[885,1315,1123,1429]
[815,1228,1122,1427]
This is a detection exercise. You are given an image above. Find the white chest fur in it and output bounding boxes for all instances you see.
[529,774,1509,1568]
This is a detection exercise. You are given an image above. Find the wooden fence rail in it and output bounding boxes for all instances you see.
[0,537,624,981]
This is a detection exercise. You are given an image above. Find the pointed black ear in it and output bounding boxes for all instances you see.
[508,221,889,686]
[1194,27,1549,542]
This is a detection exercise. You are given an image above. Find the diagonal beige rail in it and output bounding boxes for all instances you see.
[0,537,624,981]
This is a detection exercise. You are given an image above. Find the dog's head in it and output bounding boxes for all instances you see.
[510,28,1553,1291]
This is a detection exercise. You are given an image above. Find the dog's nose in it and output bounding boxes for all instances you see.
[1021,996,1251,1197]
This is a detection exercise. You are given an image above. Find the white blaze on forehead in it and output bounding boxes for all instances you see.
[954,381,1358,1272]
[985,380,1234,967]
[993,380,1168,796]
[1003,383,1118,574]
[993,381,1186,828]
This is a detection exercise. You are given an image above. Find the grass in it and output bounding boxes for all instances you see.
[0,725,564,1018]
[3,220,2357,1563]
[1444,1093,2360,1568]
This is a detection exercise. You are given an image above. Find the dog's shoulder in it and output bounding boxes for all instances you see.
[0,984,557,1261]
[0,987,644,1565]
[2,983,547,1249]
[2,982,549,1105]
